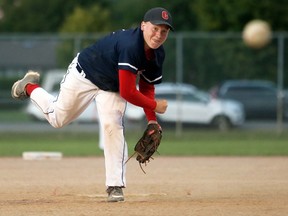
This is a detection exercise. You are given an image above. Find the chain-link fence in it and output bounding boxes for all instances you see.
[0,32,287,110]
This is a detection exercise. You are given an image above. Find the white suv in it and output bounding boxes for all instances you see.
[126,83,245,130]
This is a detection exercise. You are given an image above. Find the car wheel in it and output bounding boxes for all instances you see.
[212,115,231,131]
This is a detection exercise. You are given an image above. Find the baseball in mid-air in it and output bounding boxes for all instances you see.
[242,19,272,49]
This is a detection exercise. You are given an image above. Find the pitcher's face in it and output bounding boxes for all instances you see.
[141,21,170,50]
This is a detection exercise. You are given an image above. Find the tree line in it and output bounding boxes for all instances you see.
[0,0,287,33]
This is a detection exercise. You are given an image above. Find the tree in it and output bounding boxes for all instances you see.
[1,0,288,32]
[0,0,77,32]
[110,0,198,31]
[0,0,109,32]
[59,5,112,33]
[192,0,288,31]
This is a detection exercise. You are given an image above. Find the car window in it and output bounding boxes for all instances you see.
[157,93,177,100]
[182,93,200,102]
[226,86,275,95]
[196,90,210,102]
[157,92,209,103]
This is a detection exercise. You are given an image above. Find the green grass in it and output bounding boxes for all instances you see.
[0,130,288,157]
[0,108,31,122]
[161,130,288,156]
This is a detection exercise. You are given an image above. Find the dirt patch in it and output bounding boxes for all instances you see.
[0,157,287,216]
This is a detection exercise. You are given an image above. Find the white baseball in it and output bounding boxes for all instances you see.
[243,19,272,49]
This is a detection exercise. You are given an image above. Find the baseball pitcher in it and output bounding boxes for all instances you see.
[11,7,173,202]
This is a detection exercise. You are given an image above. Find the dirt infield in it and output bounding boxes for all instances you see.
[0,157,288,216]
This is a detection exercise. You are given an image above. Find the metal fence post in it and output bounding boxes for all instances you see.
[277,33,285,134]
[175,33,183,136]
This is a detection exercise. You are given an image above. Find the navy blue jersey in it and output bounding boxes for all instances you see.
[78,27,165,92]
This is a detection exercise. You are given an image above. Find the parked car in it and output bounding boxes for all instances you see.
[126,83,245,130]
[210,80,288,119]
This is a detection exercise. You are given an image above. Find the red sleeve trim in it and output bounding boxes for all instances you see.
[119,69,157,111]
[139,78,157,121]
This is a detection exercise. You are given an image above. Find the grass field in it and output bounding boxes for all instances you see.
[1,110,288,157]
[0,129,288,157]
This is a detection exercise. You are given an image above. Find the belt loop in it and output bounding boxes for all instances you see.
[76,63,86,78]
[80,71,86,78]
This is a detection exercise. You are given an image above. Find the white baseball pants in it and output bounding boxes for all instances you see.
[30,55,128,187]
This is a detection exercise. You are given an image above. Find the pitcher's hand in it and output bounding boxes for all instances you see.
[154,99,168,114]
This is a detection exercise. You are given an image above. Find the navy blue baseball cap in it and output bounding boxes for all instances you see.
[144,7,174,31]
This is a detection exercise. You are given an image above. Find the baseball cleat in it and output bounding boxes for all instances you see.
[106,186,124,202]
[11,70,40,100]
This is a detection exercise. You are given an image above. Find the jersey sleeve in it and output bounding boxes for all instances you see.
[118,69,157,111]
[118,45,139,74]
[139,77,157,122]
